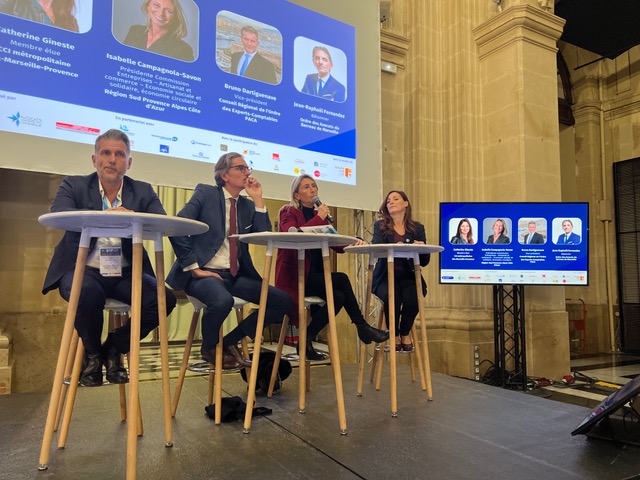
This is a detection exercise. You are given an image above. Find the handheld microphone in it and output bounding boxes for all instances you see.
[312,196,333,223]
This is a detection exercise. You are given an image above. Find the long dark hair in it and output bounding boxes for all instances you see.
[456,218,474,244]
[52,0,79,32]
[377,190,418,236]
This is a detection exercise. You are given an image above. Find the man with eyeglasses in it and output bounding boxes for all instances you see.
[167,152,292,370]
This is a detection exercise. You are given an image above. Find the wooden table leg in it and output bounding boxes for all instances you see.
[54,330,80,432]
[322,243,347,434]
[414,254,433,400]
[297,251,307,413]
[357,260,375,396]
[57,337,84,448]
[38,234,90,471]
[154,235,173,446]
[267,315,288,398]
[387,251,397,417]
[243,243,274,433]
[126,224,143,480]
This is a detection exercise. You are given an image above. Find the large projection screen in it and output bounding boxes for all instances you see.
[0,0,382,211]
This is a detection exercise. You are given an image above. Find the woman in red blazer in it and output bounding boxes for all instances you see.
[274,174,389,360]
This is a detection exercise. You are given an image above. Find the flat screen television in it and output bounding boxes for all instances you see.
[439,202,589,286]
[571,375,640,436]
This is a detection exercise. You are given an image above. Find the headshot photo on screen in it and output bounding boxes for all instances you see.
[294,36,347,103]
[519,218,546,245]
[449,218,477,245]
[112,0,198,62]
[554,218,582,245]
[484,218,511,245]
[0,0,93,33]
[215,11,282,85]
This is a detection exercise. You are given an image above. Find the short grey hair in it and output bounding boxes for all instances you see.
[95,129,130,155]
[214,152,243,186]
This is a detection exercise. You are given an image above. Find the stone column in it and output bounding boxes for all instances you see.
[474,3,570,379]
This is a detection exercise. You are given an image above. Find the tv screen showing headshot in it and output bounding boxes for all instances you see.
[439,202,589,286]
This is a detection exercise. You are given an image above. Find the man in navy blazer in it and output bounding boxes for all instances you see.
[523,221,545,244]
[301,46,346,102]
[556,219,581,245]
[167,152,292,370]
[42,129,176,387]
[230,25,278,84]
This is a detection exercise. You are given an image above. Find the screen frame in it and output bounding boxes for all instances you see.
[571,375,640,436]
[438,201,590,287]
[0,0,383,212]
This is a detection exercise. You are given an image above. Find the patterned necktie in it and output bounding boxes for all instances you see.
[229,198,238,276]
[239,54,250,76]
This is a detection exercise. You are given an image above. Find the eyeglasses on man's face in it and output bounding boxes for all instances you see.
[230,165,253,174]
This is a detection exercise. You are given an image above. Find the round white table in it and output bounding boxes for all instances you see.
[38,211,207,479]
[345,244,443,416]
[234,231,357,434]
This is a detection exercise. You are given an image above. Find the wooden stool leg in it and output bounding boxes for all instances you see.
[357,340,368,396]
[409,350,416,383]
[370,310,386,384]
[119,384,127,422]
[357,261,375,397]
[375,340,384,391]
[54,330,80,432]
[410,326,427,391]
[114,312,127,422]
[208,372,215,406]
[305,307,312,393]
[136,391,143,437]
[171,310,200,417]
[267,316,289,397]
[214,324,224,425]
[57,338,85,448]
[236,307,251,380]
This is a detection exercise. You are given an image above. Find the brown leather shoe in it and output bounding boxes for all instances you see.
[226,345,252,367]
[202,349,243,370]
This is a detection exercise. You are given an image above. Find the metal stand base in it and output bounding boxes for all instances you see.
[493,285,527,391]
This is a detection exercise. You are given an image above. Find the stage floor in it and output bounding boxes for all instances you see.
[2,364,639,480]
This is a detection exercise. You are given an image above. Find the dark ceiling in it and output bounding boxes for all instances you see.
[555,0,640,59]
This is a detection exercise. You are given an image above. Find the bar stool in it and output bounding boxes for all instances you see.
[171,295,250,425]
[366,302,427,394]
[54,299,143,449]
[266,296,327,399]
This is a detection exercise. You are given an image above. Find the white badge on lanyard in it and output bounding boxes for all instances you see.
[100,247,122,277]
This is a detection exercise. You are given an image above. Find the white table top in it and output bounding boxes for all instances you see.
[345,243,444,259]
[38,211,208,239]
[234,231,358,249]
